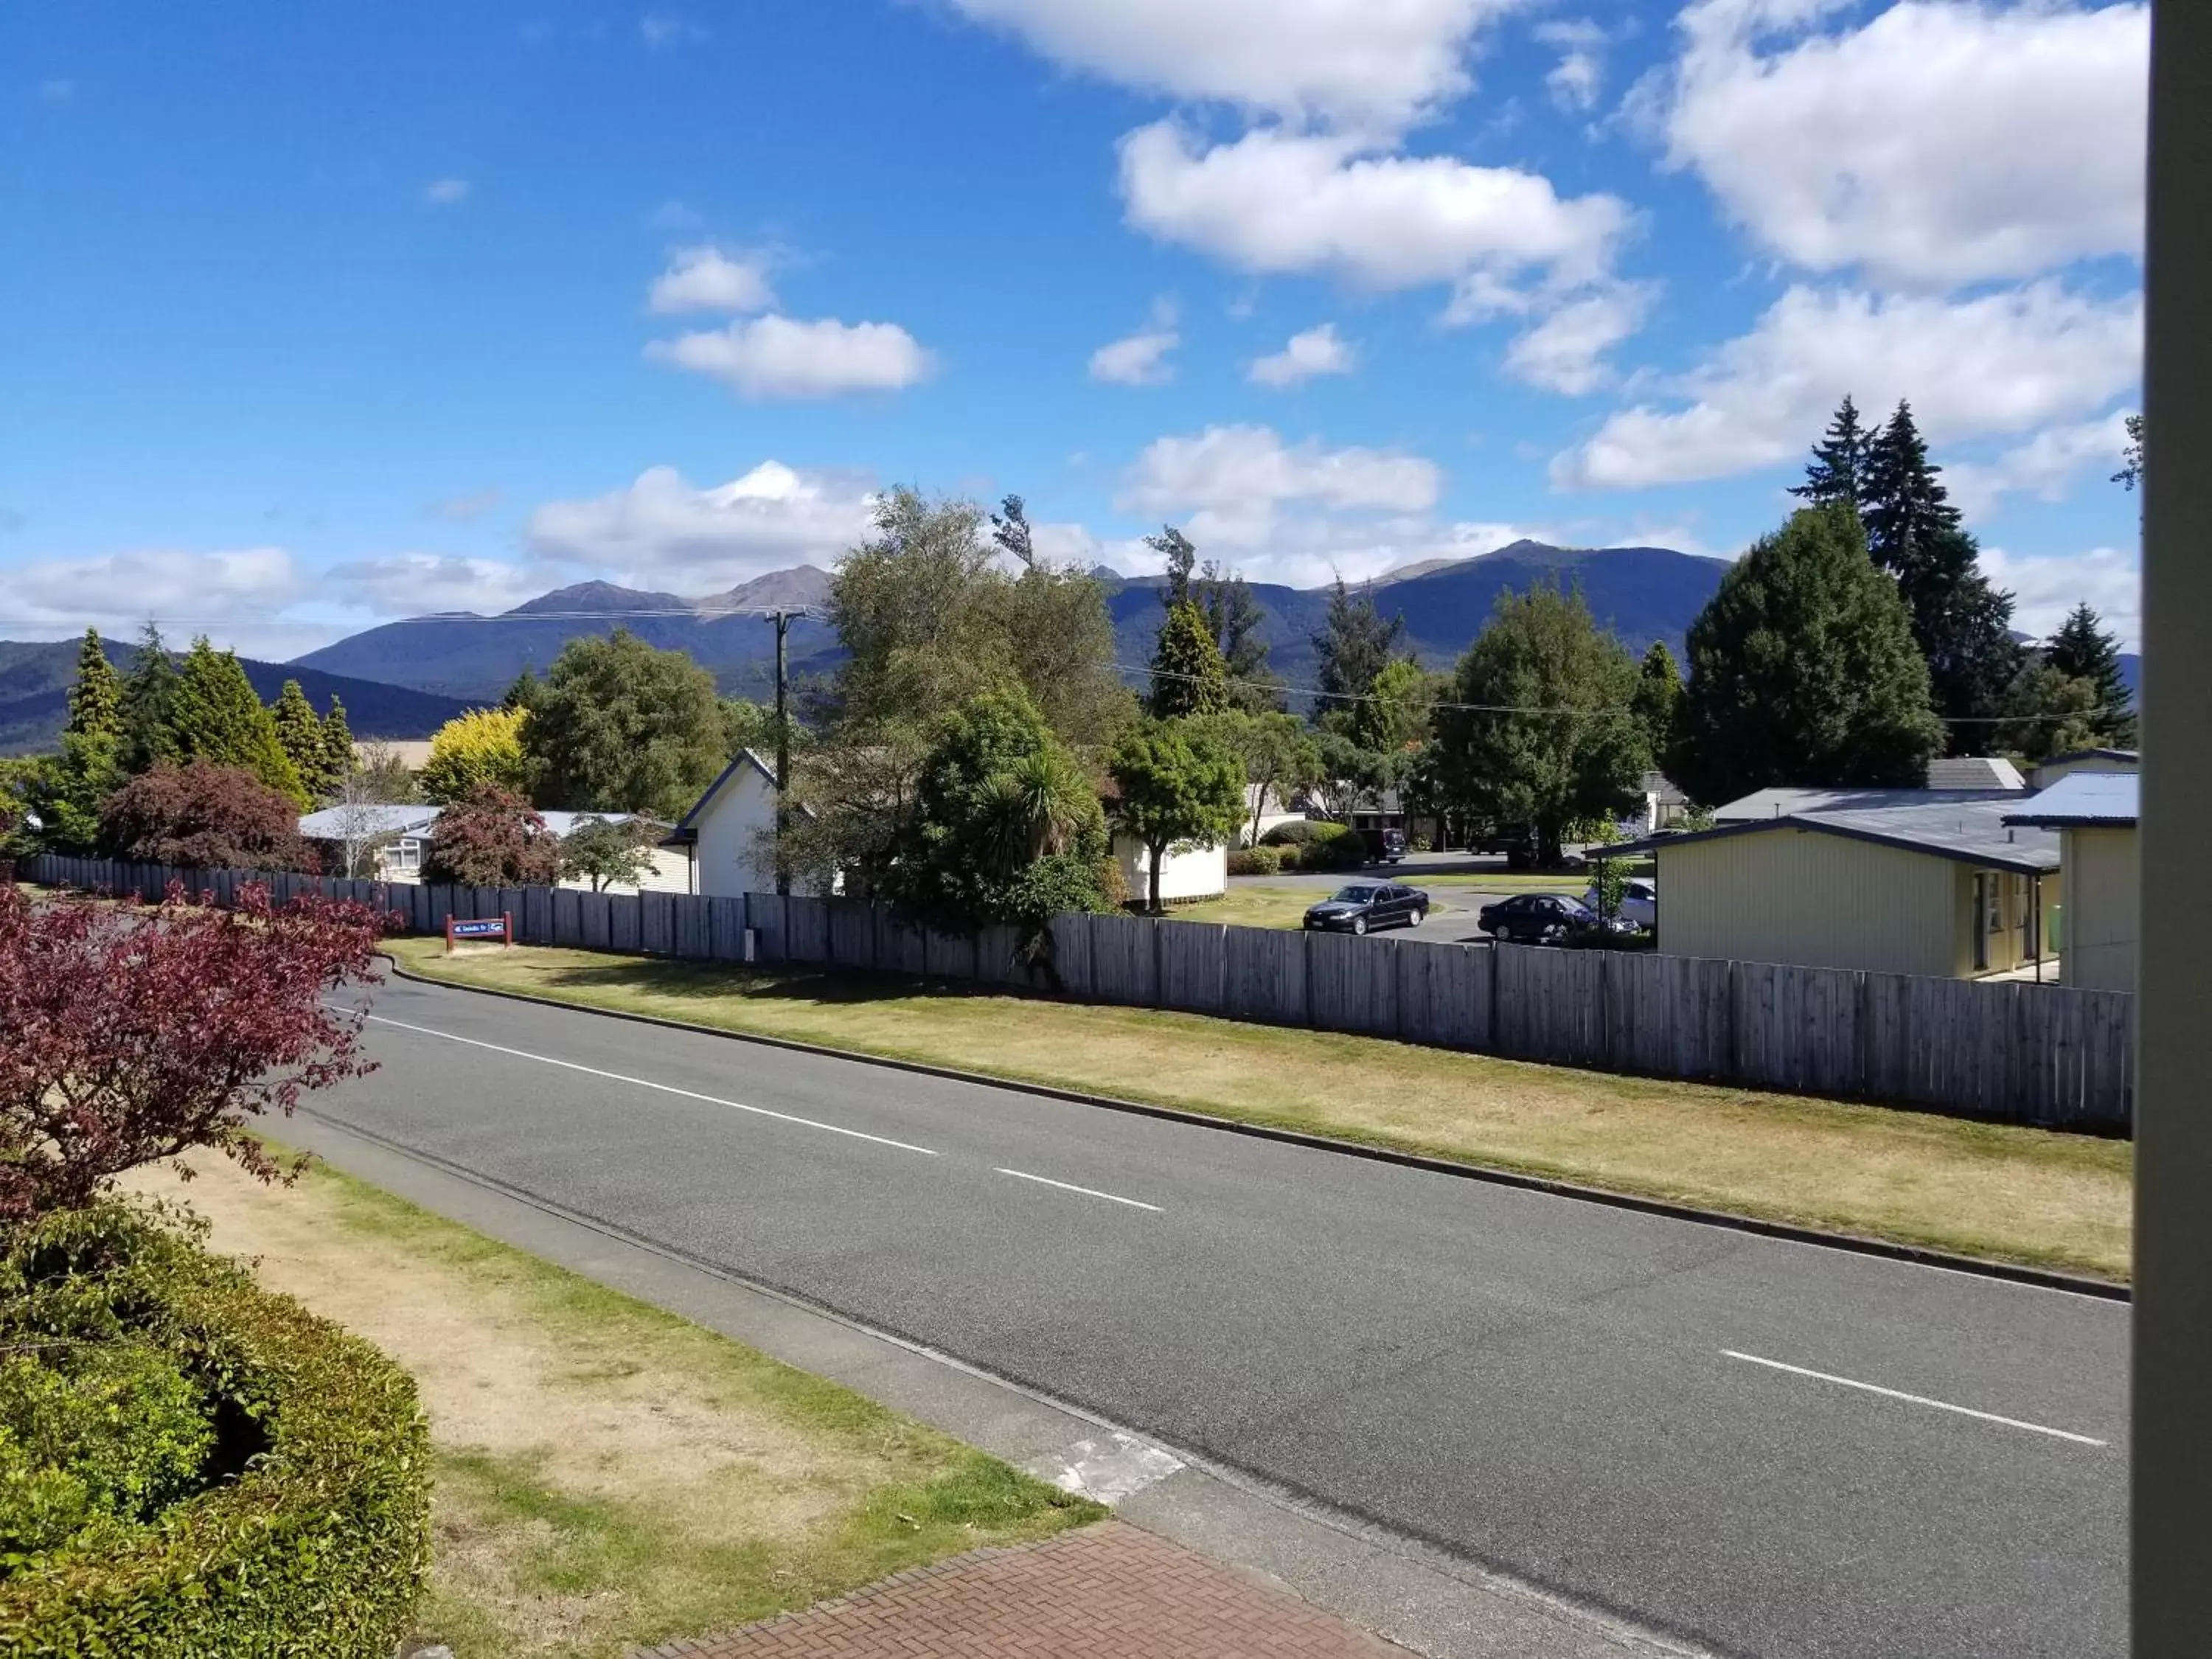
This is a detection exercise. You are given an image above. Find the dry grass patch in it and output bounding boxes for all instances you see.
[124,1155,1096,1658]
[386,938,2132,1284]
[1165,886,1319,929]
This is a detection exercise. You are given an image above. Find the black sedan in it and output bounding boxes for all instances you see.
[1476,892,1597,944]
[1304,882,1430,935]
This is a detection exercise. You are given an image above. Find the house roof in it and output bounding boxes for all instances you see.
[298,803,439,840]
[1641,771,1688,805]
[1617,797,2060,875]
[2003,771,2140,828]
[1924,756,2025,790]
[2036,748,2139,769]
[1713,785,2024,821]
[667,748,781,843]
[297,804,665,841]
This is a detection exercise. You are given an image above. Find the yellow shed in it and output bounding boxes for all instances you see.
[2005,772,2140,992]
[1627,799,2061,980]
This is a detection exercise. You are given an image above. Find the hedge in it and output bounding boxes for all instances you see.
[0,1207,431,1658]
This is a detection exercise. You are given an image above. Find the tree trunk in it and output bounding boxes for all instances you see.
[1538,820,1564,869]
[1149,838,1166,913]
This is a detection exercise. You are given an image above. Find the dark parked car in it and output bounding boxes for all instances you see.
[1359,826,1408,863]
[1477,892,1599,943]
[1304,882,1430,935]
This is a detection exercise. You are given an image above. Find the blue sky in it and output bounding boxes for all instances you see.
[0,1,2147,658]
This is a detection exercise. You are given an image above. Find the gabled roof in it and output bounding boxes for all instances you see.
[668,748,781,841]
[1925,755,2025,790]
[2003,771,2139,828]
[2035,748,2139,769]
[298,803,439,840]
[1617,798,2059,875]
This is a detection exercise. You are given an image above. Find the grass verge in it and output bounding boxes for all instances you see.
[125,1151,1099,1659]
[383,937,2131,1283]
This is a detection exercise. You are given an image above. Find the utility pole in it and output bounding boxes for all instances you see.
[773,610,791,896]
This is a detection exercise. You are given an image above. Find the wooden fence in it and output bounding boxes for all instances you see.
[27,855,2135,1133]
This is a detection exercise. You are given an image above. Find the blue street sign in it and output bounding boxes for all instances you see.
[450,918,509,939]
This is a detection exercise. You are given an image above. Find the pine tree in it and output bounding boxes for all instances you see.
[1631,641,1683,766]
[1789,394,1871,510]
[48,630,125,849]
[1310,580,1406,725]
[1196,560,1277,711]
[168,638,307,805]
[1148,601,1231,719]
[118,621,180,775]
[270,679,334,801]
[1147,526,1197,610]
[319,696,355,790]
[1860,400,1963,587]
[2042,603,2137,748]
[1669,506,1943,807]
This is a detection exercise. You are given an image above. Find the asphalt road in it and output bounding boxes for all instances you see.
[316,973,2127,1659]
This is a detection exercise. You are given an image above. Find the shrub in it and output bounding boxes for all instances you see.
[96,762,316,872]
[1225,845,1283,877]
[1261,818,1346,848]
[420,784,561,888]
[0,1205,431,1656]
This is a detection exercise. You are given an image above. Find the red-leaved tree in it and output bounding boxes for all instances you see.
[98,760,317,872]
[0,883,386,1222]
[420,784,561,887]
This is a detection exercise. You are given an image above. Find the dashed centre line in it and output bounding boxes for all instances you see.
[346,1009,942,1157]
[1723,1350,2109,1447]
[994,1168,1164,1212]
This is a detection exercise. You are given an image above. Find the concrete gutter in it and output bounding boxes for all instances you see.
[379,953,2129,1304]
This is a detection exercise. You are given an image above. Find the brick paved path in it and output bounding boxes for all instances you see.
[632,1520,1408,1658]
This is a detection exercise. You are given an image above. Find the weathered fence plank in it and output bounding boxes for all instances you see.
[1307,931,1397,1036]
[829,900,876,971]
[1158,922,1229,1016]
[1225,923,1305,1026]
[785,897,829,964]
[1088,913,1158,1006]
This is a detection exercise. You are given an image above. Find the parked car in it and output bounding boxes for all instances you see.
[1304,882,1430,935]
[1584,877,1658,931]
[1359,826,1408,863]
[1477,892,1600,943]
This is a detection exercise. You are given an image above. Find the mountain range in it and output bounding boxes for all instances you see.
[0,639,471,757]
[293,540,1736,707]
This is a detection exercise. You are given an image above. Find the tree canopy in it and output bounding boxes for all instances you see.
[44,630,124,852]
[270,679,335,802]
[1148,601,1231,719]
[558,815,659,892]
[118,622,179,776]
[1310,579,1405,721]
[166,639,305,807]
[420,785,561,887]
[97,761,316,871]
[521,630,728,818]
[1106,720,1244,912]
[1669,507,1942,806]
[1430,583,1649,866]
[420,706,531,806]
[1631,641,1683,767]
[1190,710,1323,846]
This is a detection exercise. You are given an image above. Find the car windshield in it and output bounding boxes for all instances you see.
[1330,886,1381,902]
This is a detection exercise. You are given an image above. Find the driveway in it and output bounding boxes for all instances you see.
[1237,854,1587,946]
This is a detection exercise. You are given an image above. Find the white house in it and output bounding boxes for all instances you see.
[663,750,827,899]
[1111,834,1228,904]
[297,804,694,894]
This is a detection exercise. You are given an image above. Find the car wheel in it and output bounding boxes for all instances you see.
[1352,916,1368,936]
[1408,905,1424,926]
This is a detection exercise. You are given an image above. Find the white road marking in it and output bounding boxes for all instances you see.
[346,1009,941,1157]
[994,1168,1162,1211]
[1722,1350,2109,1447]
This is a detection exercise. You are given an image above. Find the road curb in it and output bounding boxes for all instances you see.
[378,953,2129,1303]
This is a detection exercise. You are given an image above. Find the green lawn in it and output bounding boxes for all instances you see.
[132,1149,1098,1659]
[383,938,2132,1283]
[1166,886,1319,928]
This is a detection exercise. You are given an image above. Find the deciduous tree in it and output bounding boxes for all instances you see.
[1107,720,1244,913]
[420,706,531,806]
[1431,583,1648,867]
[559,815,658,892]
[521,631,727,818]
[1668,507,1942,807]
[419,785,561,887]
[97,762,317,871]
[1192,711,1324,846]
[0,882,384,1221]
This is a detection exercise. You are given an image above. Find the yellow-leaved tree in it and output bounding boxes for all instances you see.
[420,706,531,805]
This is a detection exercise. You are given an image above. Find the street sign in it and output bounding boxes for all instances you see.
[445,913,513,950]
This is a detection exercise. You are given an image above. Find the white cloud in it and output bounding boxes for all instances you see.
[527,462,877,591]
[1944,411,2135,520]
[1983,543,2140,650]
[422,178,471,206]
[322,553,548,618]
[1113,512,1550,591]
[1537,18,1607,111]
[1249,323,1356,387]
[645,315,932,400]
[1554,282,2142,489]
[1503,284,1651,394]
[1119,424,1441,556]
[640,10,708,48]
[1660,0,2148,287]
[425,487,505,525]
[0,546,327,655]
[941,0,1510,131]
[1119,122,1630,297]
[1088,307,1180,386]
[647,246,776,314]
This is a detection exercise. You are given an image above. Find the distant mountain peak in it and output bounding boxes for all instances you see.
[505,580,690,617]
[693,566,832,612]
